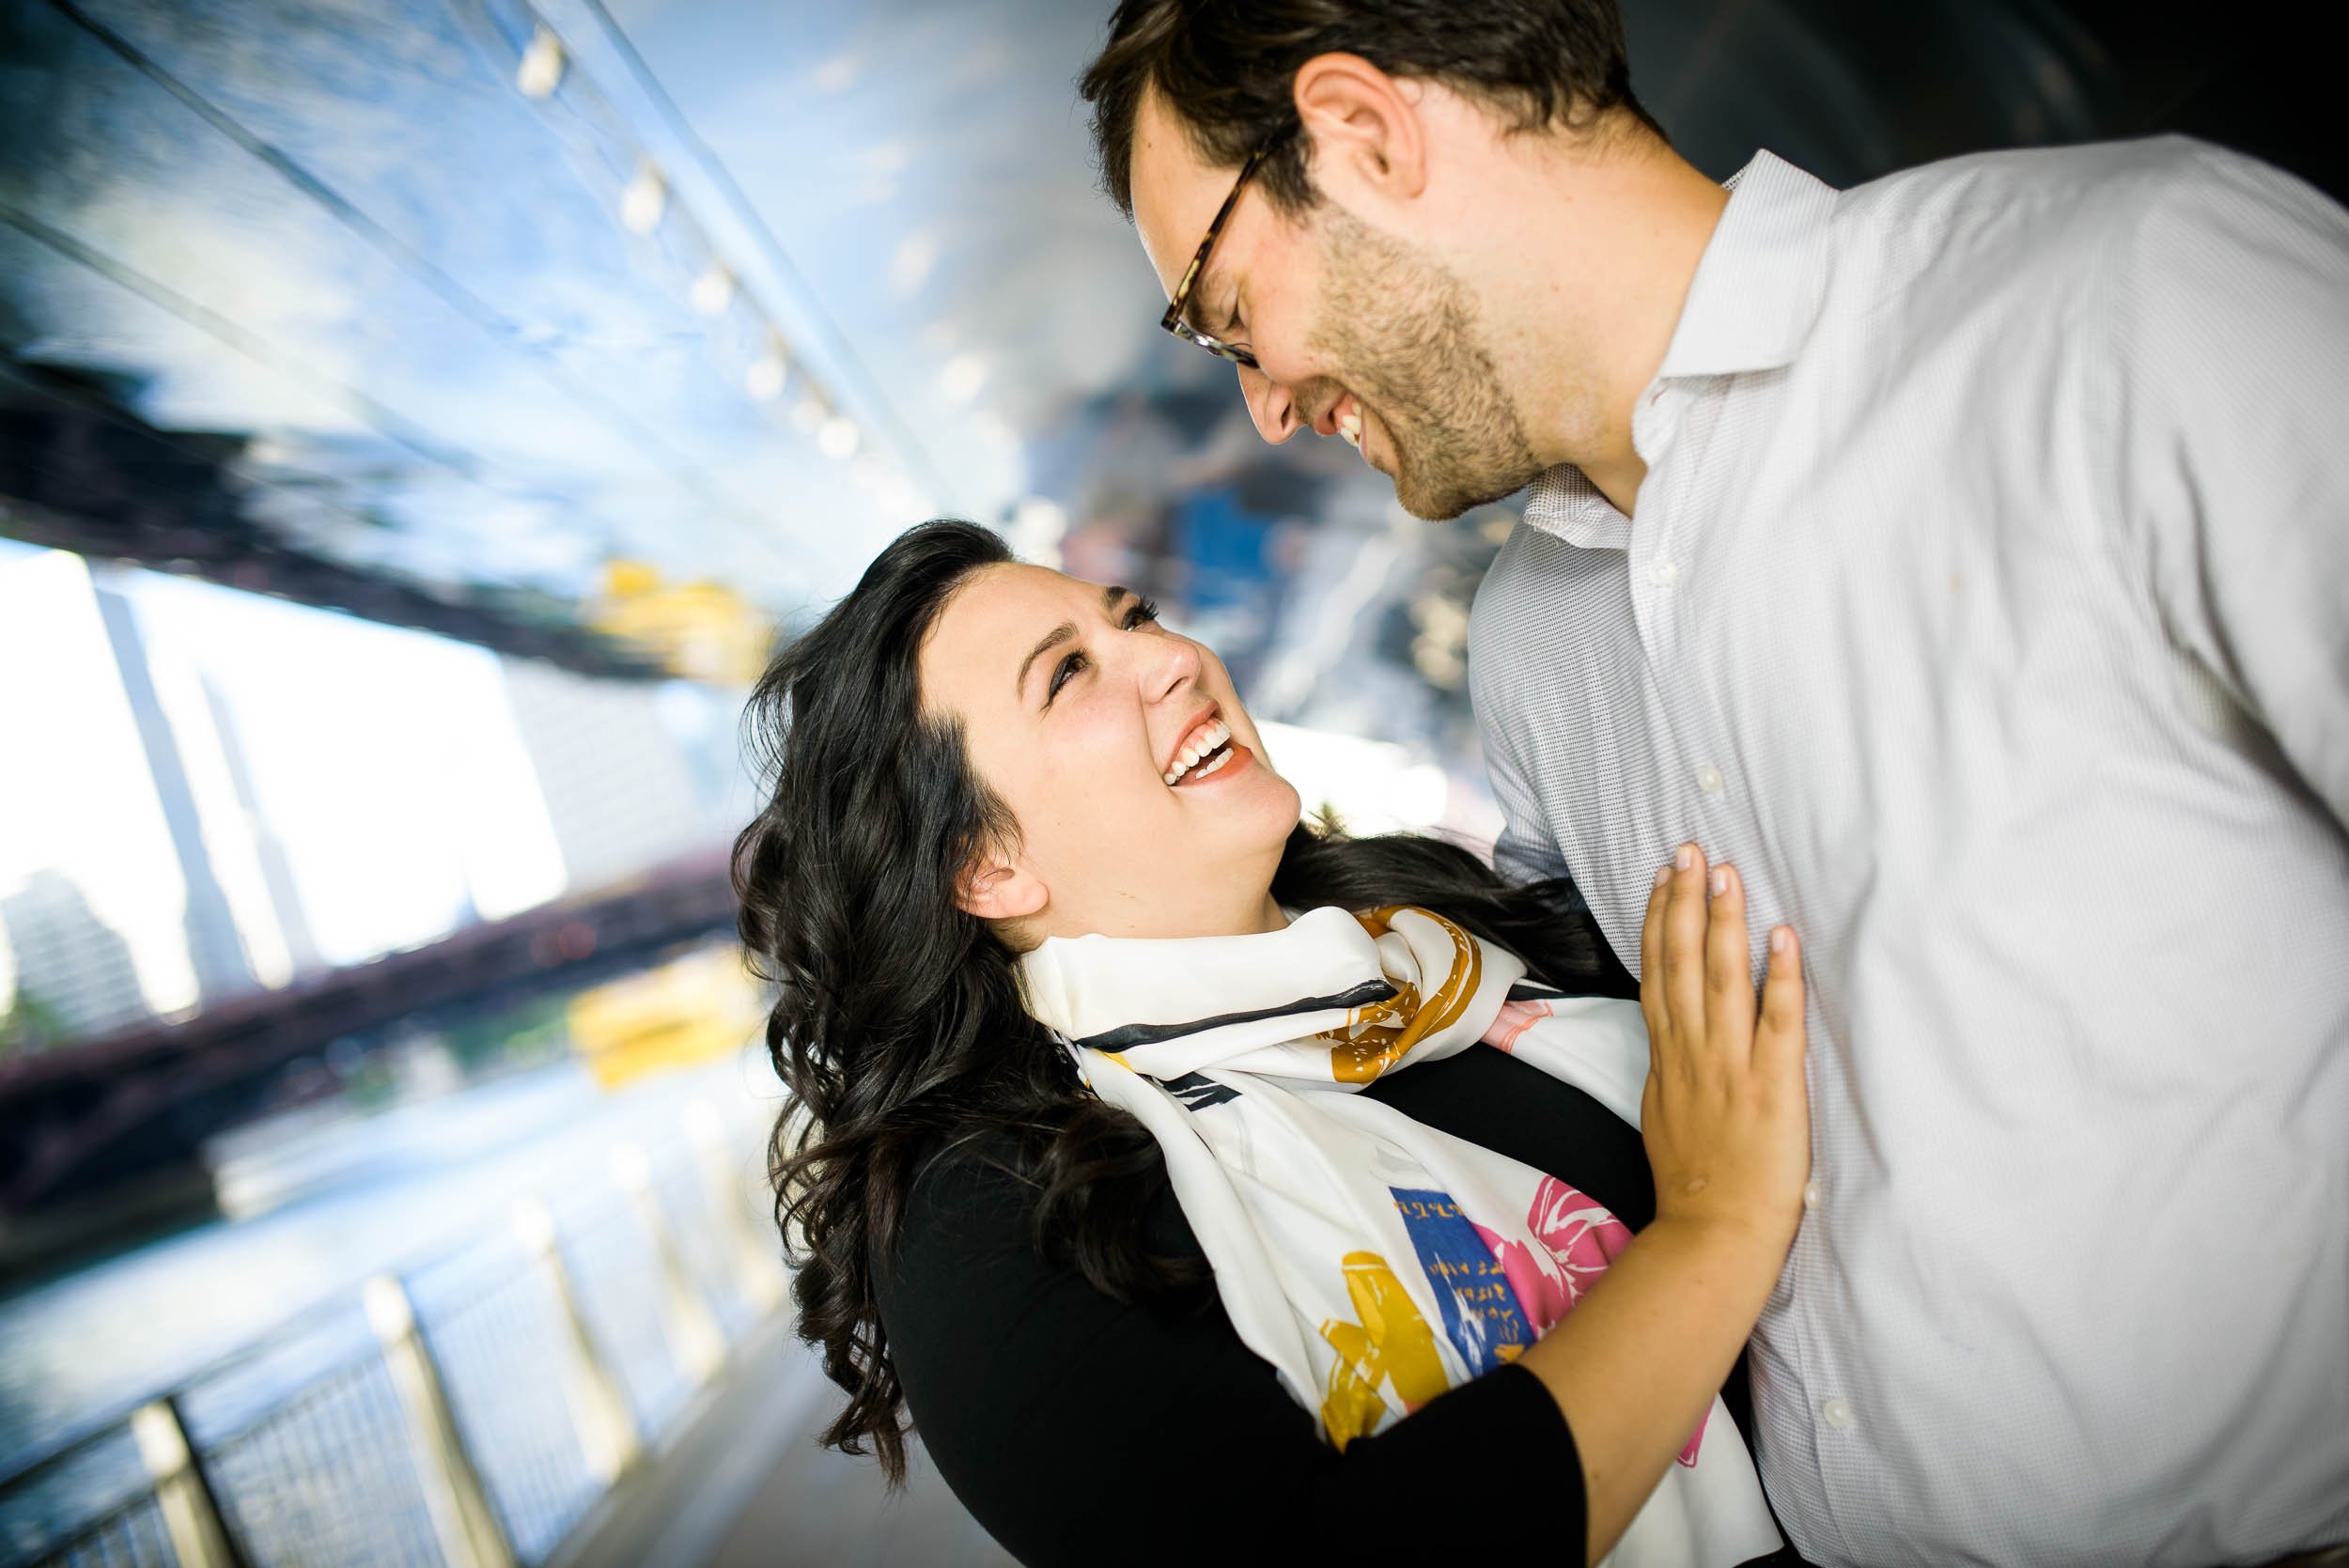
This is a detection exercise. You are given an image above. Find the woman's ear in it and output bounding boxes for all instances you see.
[955,852,1048,923]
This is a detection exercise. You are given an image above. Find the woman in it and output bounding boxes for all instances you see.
[734,520,1810,1566]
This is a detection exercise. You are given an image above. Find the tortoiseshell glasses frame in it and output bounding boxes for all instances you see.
[1159,146,1268,368]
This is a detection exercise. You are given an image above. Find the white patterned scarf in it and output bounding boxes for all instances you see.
[1018,905,1782,1568]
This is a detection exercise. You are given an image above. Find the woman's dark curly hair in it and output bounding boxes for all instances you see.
[733,519,1629,1483]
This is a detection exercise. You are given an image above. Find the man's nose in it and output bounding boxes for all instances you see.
[1240,364,1300,445]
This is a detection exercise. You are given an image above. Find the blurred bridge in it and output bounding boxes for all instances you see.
[0,849,740,1235]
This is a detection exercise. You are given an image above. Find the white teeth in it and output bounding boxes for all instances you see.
[1339,408,1363,448]
[1163,718,1233,785]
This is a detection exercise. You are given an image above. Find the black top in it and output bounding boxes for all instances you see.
[877,1044,1755,1567]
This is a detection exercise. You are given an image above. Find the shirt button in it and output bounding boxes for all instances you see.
[1696,765,1724,795]
[1821,1398,1855,1429]
[1647,558,1679,588]
[1802,1180,1821,1210]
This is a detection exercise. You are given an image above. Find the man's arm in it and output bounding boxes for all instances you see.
[1481,706,1577,889]
[2110,142,2349,824]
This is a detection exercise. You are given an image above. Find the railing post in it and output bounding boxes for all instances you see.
[685,1099,786,1312]
[130,1398,241,1568]
[614,1144,728,1383]
[512,1198,641,1484]
[363,1275,515,1568]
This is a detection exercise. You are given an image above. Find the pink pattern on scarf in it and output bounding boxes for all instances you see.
[1481,998,1553,1052]
[1474,1176,1710,1466]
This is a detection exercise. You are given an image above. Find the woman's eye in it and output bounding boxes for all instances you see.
[1123,597,1159,629]
[1047,649,1087,701]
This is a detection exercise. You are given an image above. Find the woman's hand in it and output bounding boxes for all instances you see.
[1637,844,1811,1255]
[1518,845,1811,1563]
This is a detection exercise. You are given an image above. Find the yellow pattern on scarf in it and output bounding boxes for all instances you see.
[1317,1250,1449,1450]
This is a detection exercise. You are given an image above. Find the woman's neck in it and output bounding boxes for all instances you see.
[1032,887,1290,944]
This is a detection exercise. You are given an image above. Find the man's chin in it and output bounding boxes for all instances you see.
[1392,460,1539,522]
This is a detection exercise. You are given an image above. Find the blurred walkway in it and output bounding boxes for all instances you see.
[565,1309,1011,1568]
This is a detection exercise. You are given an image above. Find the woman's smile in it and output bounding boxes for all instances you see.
[1162,713,1240,784]
[920,559,1302,940]
[1171,737,1256,788]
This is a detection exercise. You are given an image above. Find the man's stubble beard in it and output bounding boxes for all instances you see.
[1305,206,1542,520]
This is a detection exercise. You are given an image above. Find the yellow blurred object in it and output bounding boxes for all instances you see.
[590,558,772,684]
[568,944,767,1090]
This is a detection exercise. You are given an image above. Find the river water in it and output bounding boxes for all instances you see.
[0,1048,786,1479]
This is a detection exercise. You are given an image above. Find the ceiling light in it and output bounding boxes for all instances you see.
[690,264,734,316]
[815,53,859,94]
[880,479,933,519]
[890,230,940,297]
[620,162,666,236]
[516,27,565,99]
[817,417,861,460]
[941,353,987,404]
[745,342,788,402]
[788,395,826,433]
[1010,497,1067,568]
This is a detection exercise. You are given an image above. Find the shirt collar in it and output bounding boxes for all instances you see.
[1521,150,1838,547]
[1655,148,1839,380]
[1522,464,1630,551]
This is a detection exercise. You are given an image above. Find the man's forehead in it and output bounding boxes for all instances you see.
[1129,88,1238,298]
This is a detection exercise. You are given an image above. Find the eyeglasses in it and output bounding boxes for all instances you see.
[1159,146,1268,368]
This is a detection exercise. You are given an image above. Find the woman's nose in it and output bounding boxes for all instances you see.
[1240,364,1300,445]
[1145,629,1202,702]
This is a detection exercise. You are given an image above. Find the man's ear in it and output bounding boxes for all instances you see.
[1291,53,1428,203]
[954,851,1049,924]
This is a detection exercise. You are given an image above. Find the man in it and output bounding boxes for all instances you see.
[1080,3,2349,1564]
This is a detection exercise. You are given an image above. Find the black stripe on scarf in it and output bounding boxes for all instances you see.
[1072,978,1397,1052]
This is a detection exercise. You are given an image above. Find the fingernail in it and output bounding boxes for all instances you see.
[1676,845,1695,871]
[1653,864,1671,888]
[1771,927,1791,955]
[1709,867,1729,897]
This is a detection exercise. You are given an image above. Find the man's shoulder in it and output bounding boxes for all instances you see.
[1847,134,2216,212]
[1808,136,2318,368]
[1467,515,1564,649]
[1836,136,2310,273]
[1465,508,1599,727]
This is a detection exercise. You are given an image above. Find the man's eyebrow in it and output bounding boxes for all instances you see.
[1183,262,1228,333]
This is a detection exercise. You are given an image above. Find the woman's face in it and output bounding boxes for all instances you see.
[920,562,1302,941]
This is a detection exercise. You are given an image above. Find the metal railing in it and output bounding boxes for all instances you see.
[1,1099,787,1568]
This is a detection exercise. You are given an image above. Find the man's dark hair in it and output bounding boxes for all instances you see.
[1080,0,1662,219]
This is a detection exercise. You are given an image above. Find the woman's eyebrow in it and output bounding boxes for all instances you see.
[1015,585,1130,699]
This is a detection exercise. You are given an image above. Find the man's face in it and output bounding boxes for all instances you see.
[1129,90,1541,520]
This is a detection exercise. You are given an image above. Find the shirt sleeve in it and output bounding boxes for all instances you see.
[1480,712,1576,891]
[2108,140,2349,825]
[879,1138,1585,1567]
